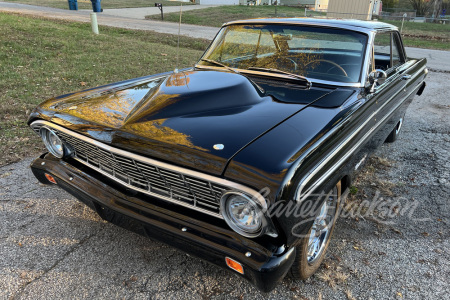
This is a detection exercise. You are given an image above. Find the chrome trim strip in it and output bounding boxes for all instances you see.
[223,19,392,35]
[294,66,425,201]
[361,31,375,87]
[30,120,268,215]
[75,156,223,218]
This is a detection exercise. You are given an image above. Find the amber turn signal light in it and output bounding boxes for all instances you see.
[225,257,244,274]
[45,173,57,184]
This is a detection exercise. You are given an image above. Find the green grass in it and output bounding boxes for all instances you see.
[383,20,450,50]
[146,5,325,28]
[384,20,450,38]
[0,12,209,166]
[2,0,193,10]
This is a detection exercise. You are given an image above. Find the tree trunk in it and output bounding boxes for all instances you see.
[432,0,443,21]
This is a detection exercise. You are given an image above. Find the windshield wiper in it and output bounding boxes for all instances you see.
[247,67,311,88]
[199,59,240,74]
[197,59,265,94]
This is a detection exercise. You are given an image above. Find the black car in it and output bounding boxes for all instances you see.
[28,19,427,292]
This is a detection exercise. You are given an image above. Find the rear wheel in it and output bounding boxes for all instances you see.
[385,117,404,143]
[290,181,341,280]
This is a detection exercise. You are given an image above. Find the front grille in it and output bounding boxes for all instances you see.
[55,131,228,215]
[31,123,243,216]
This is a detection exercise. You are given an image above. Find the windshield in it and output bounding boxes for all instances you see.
[198,24,368,84]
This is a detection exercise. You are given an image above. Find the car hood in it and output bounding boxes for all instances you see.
[31,70,340,175]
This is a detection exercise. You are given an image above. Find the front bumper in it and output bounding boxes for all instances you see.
[30,153,295,292]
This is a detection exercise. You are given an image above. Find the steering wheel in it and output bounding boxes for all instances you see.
[255,55,298,72]
[304,59,348,77]
[278,57,298,71]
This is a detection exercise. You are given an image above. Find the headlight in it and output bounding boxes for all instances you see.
[221,192,263,238]
[40,127,67,158]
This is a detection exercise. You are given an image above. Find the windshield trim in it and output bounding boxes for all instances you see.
[194,64,363,88]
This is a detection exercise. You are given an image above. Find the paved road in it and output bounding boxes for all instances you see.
[1,1,450,71]
[94,5,216,20]
[0,2,218,40]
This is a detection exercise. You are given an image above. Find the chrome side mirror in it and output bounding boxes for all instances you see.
[368,69,387,93]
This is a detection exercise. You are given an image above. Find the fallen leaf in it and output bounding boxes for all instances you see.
[333,255,342,262]
[396,291,403,298]
[421,232,429,237]
[80,82,87,86]
[161,53,168,56]
[391,228,402,235]
[0,172,12,178]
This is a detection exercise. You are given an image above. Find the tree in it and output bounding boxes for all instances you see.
[431,0,443,17]
[383,0,400,8]
[407,0,434,15]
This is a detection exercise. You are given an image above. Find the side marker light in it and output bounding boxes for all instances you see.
[225,257,244,274]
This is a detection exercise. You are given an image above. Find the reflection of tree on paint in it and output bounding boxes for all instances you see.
[124,118,208,152]
[166,71,194,87]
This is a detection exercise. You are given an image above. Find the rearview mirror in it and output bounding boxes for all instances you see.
[273,33,293,41]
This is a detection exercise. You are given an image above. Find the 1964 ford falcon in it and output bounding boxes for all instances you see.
[28,19,427,292]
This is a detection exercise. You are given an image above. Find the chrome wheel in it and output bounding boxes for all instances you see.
[290,181,341,280]
[395,118,403,135]
[307,187,338,264]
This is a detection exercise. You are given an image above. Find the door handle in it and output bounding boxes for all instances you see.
[402,75,412,80]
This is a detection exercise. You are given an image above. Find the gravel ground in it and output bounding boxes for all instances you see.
[0,71,449,299]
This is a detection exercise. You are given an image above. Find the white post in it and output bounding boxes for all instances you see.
[305,7,307,17]
[401,13,407,34]
[90,12,99,35]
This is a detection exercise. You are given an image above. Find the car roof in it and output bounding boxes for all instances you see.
[224,18,397,33]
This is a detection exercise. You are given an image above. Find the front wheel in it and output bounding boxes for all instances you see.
[290,181,341,280]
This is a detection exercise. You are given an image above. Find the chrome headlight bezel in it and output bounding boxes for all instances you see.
[220,191,266,238]
[39,127,71,158]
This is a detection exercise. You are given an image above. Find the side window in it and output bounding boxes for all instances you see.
[374,32,391,71]
[373,31,404,73]
[392,33,403,67]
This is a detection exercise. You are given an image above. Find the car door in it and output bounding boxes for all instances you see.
[369,30,408,146]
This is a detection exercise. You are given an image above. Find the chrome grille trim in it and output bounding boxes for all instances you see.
[31,120,267,218]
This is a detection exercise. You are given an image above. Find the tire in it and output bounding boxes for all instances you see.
[385,117,404,143]
[290,181,341,280]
